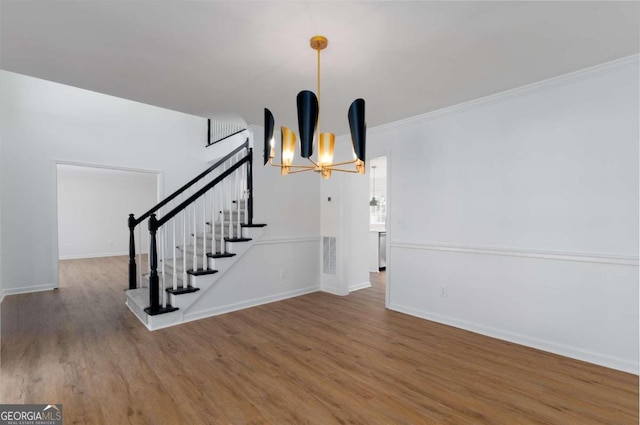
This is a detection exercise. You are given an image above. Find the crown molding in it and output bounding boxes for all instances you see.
[368,54,640,136]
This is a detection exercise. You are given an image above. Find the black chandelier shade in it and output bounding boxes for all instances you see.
[348,98,366,162]
[264,108,275,166]
[296,90,319,159]
[263,94,366,176]
[262,35,366,178]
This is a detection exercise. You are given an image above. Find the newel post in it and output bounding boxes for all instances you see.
[247,147,254,225]
[128,214,137,290]
[147,214,160,313]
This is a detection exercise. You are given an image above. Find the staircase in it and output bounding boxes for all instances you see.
[125,139,266,330]
[126,219,266,330]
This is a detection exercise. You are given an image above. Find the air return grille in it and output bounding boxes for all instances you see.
[322,236,336,275]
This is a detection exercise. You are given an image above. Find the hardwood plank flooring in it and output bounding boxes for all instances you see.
[1,257,637,424]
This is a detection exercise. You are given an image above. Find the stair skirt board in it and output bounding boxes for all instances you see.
[129,285,321,331]
[126,226,266,330]
[180,285,320,327]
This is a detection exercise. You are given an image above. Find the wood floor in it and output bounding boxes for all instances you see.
[1,257,637,424]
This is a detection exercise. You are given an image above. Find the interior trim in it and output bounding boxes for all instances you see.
[391,241,639,266]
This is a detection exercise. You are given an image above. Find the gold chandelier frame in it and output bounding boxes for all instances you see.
[263,35,366,179]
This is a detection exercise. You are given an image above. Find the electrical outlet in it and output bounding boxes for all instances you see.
[440,286,448,297]
[280,269,287,279]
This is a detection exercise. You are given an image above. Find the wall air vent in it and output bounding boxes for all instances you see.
[322,236,336,275]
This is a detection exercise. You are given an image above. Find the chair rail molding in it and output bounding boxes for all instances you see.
[391,241,639,267]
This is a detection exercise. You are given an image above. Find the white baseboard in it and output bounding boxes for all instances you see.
[320,285,348,296]
[2,283,57,298]
[349,281,371,292]
[388,302,639,375]
[182,285,320,325]
[59,251,133,260]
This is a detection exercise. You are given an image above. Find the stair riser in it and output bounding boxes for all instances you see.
[165,258,206,274]
[126,298,149,325]
[165,259,227,276]
[141,275,190,294]
[207,256,235,272]
[225,241,250,256]
[222,211,245,219]
[213,201,246,210]
[194,231,241,241]
[126,222,265,330]
[241,227,265,239]
[207,218,245,225]
[208,211,246,217]
[147,310,183,330]
[180,243,236,257]
[168,291,201,310]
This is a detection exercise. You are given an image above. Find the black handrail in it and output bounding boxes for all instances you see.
[128,139,252,290]
[132,139,249,227]
[144,154,251,313]
[154,155,249,228]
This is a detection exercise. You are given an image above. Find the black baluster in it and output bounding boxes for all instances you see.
[247,147,254,225]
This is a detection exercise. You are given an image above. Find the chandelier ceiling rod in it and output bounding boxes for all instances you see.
[314,36,323,137]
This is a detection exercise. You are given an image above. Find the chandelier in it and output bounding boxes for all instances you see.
[263,35,366,179]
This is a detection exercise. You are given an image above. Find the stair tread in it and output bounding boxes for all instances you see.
[126,287,149,308]
[145,305,179,316]
[166,286,200,295]
[207,252,236,258]
[187,268,219,276]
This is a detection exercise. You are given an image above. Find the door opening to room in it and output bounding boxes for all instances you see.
[55,163,159,287]
[368,156,387,296]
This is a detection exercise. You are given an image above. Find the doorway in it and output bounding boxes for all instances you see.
[55,163,159,286]
[368,156,387,295]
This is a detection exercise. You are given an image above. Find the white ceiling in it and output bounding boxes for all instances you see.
[2,1,638,136]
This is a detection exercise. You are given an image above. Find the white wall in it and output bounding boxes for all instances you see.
[319,138,370,295]
[0,71,206,294]
[184,239,321,322]
[0,89,3,359]
[56,164,158,259]
[247,125,322,292]
[250,125,321,240]
[0,72,321,301]
[341,56,640,373]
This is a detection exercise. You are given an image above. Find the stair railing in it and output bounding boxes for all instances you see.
[128,139,254,300]
[207,118,247,146]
